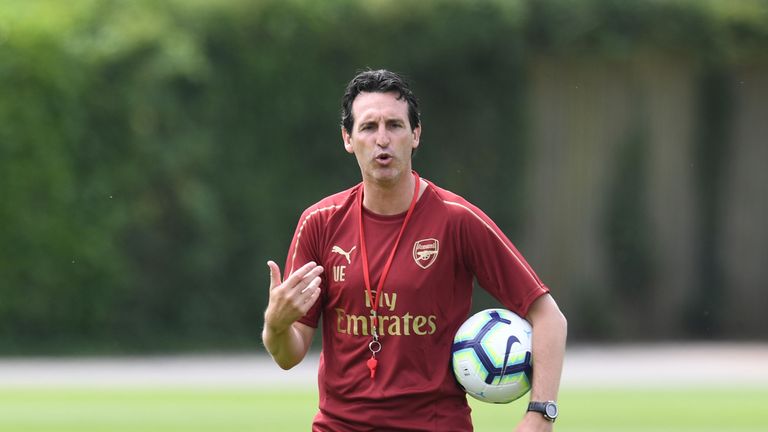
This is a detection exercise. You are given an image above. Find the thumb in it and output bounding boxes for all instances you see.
[267,260,282,290]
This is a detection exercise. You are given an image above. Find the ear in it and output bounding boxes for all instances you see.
[411,125,422,151]
[342,127,354,154]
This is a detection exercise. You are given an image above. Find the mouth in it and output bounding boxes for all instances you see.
[374,153,393,165]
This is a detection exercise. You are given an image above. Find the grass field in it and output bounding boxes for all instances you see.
[1,387,767,431]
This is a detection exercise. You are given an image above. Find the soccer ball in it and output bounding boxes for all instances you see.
[451,308,533,404]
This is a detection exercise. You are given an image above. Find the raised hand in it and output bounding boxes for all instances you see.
[264,260,323,335]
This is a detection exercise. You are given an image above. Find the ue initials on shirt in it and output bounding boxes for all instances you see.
[333,265,346,282]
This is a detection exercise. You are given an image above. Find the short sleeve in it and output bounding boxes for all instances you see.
[454,201,549,317]
[284,207,325,328]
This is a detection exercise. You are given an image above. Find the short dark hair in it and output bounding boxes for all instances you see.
[341,69,420,134]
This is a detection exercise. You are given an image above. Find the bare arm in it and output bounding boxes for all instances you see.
[517,293,567,431]
[262,260,322,369]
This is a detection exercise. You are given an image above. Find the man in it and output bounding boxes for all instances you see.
[263,69,567,431]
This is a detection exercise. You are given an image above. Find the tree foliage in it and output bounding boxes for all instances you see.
[0,0,765,352]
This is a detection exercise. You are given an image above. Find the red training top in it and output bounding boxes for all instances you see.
[285,178,549,431]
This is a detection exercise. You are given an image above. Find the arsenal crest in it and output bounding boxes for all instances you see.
[412,238,439,269]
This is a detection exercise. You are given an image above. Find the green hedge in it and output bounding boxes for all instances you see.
[0,0,765,353]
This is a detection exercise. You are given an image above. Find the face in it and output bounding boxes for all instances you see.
[342,91,421,187]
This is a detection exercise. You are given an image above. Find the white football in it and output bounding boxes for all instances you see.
[451,308,533,404]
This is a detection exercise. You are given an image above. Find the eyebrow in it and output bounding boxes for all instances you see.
[358,116,405,126]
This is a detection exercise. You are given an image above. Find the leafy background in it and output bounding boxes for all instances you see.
[1,0,766,353]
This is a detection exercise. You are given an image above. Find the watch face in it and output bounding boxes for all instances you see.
[545,403,558,418]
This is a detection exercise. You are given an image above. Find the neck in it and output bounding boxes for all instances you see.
[362,172,416,216]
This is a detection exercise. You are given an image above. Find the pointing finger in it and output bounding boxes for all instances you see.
[284,261,319,287]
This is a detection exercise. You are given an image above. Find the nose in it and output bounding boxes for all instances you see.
[375,124,390,147]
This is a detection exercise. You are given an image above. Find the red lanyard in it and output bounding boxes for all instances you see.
[358,171,420,379]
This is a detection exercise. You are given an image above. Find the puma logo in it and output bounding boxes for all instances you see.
[331,245,356,264]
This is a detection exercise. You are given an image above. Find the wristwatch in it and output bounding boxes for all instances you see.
[527,400,558,422]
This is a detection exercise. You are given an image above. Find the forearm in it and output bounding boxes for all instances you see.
[529,304,567,401]
[262,322,311,370]
[515,295,566,431]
